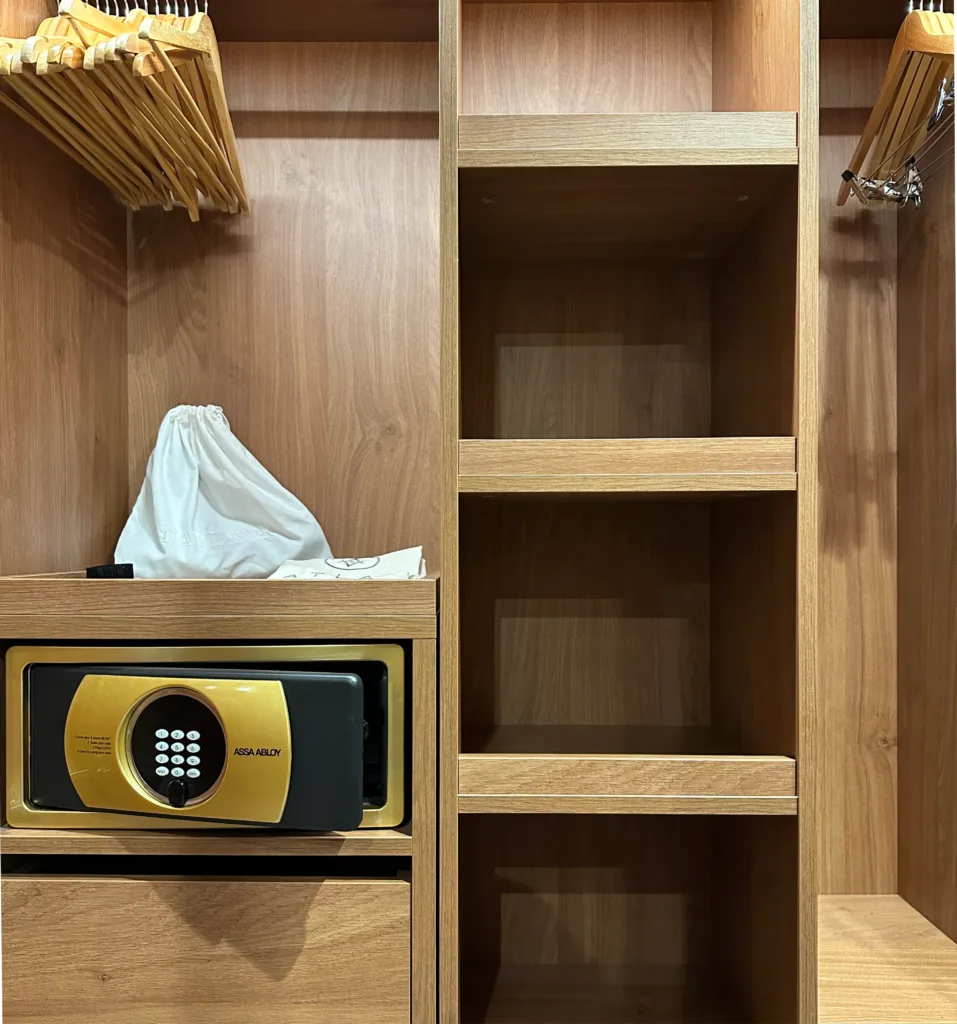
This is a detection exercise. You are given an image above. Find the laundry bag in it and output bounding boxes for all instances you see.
[116,405,331,578]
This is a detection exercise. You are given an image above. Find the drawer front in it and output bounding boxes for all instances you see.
[2,877,410,1024]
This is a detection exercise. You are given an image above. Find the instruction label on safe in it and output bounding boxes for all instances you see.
[71,734,113,757]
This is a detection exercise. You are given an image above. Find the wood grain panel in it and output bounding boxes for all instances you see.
[459,438,797,474]
[820,1,910,41]
[2,877,411,1024]
[461,3,713,115]
[458,111,798,156]
[438,0,462,1018]
[711,172,797,438]
[459,793,797,813]
[459,473,797,493]
[459,499,712,752]
[459,752,796,796]
[0,0,128,578]
[0,826,411,856]
[819,895,957,1023]
[712,0,800,113]
[413,640,439,1024]
[818,40,898,896]
[127,43,441,568]
[460,261,711,439]
[898,145,957,943]
[711,494,797,757]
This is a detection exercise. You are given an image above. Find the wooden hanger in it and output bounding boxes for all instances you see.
[839,10,954,206]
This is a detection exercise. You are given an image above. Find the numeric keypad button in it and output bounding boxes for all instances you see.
[187,743,200,753]
[155,766,170,777]
[155,741,169,752]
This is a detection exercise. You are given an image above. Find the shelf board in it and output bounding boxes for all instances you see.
[460,752,795,801]
[460,794,797,815]
[819,896,957,1023]
[0,576,437,640]
[0,826,413,857]
[461,965,743,1024]
[458,438,797,494]
[458,112,799,168]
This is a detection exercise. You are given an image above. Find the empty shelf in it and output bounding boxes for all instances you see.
[819,895,957,1023]
[458,438,797,494]
[458,113,799,168]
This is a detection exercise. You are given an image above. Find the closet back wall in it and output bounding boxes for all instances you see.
[129,42,441,564]
[0,2,441,575]
[0,0,127,576]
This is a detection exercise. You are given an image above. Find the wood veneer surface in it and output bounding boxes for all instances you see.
[127,42,441,567]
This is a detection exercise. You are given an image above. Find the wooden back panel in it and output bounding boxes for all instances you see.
[0,0,129,577]
[127,43,441,566]
[898,147,956,942]
[461,2,714,115]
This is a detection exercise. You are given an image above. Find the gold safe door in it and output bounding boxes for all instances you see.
[6,644,405,830]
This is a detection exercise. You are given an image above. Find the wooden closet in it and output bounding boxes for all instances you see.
[1,0,955,1022]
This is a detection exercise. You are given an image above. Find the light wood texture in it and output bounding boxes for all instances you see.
[459,473,796,494]
[458,112,798,166]
[818,895,957,1023]
[0,826,412,856]
[796,0,821,1018]
[898,145,957,942]
[438,0,462,1018]
[128,43,441,569]
[460,165,796,262]
[0,0,128,578]
[461,2,713,115]
[2,876,411,1024]
[712,0,800,112]
[459,752,796,797]
[213,0,438,42]
[818,40,899,896]
[0,577,438,639]
[459,794,797,814]
[413,640,439,1024]
[459,437,796,477]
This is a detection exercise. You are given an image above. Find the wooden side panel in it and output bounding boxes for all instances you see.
[898,146,957,943]
[712,0,801,112]
[459,498,712,751]
[460,261,711,439]
[711,493,797,757]
[0,0,128,577]
[2,877,411,1024]
[127,43,441,567]
[460,2,713,114]
[818,40,898,896]
[711,180,798,439]
[413,640,439,1024]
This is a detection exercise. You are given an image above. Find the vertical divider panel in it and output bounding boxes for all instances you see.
[414,639,439,1024]
[712,0,801,112]
[796,0,820,1020]
[439,0,462,1020]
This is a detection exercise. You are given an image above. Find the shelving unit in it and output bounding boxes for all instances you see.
[441,1,818,1021]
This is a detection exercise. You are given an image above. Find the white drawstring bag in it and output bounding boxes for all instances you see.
[116,405,331,579]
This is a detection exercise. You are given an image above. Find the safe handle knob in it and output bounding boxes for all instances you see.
[167,778,188,808]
